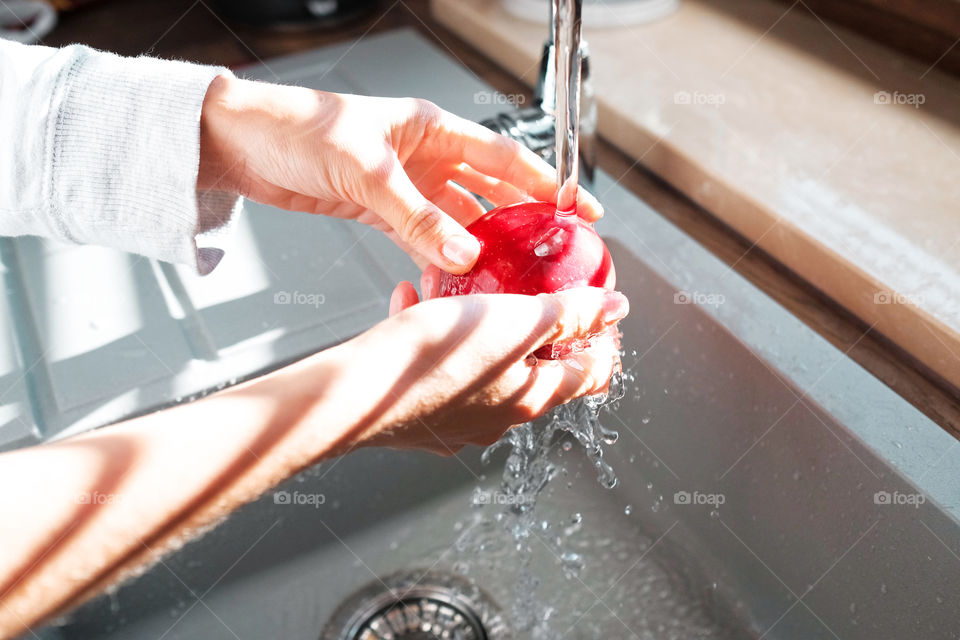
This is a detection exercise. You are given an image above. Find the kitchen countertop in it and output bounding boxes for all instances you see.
[28,0,960,439]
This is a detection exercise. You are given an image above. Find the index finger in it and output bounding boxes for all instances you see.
[441,113,604,221]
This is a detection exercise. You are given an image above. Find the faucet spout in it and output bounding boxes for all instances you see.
[553,0,583,214]
[479,0,595,190]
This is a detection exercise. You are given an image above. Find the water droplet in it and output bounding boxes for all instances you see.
[562,441,573,452]
[641,416,651,425]
[893,441,903,449]
[651,496,663,513]
[624,505,632,515]
[560,551,584,578]
[709,510,720,519]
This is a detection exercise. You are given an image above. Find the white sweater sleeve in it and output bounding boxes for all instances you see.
[0,40,242,275]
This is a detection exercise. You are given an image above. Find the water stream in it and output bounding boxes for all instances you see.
[453,368,625,638]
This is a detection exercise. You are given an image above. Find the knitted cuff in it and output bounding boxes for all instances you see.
[50,46,242,274]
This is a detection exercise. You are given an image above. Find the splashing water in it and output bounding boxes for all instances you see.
[455,368,625,637]
[483,364,623,492]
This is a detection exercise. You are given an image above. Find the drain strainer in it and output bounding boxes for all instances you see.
[321,570,512,640]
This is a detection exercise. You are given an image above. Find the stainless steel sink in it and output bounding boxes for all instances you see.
[24,29,960,640]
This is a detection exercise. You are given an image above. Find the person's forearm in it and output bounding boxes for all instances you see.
[0,342,369,638]
[0,288,467,636]
[0,286,627,637]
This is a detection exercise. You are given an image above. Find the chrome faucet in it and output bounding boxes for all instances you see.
[479,0,596,187]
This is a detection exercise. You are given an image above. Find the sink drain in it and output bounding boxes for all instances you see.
[321,570,512,640]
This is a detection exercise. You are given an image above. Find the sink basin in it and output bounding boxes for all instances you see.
[22,29,960,640]
[37,221,960,639]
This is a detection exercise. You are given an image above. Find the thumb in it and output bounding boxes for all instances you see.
[369,161,480,274]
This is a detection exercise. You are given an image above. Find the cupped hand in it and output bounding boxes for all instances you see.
[341,286,627,456]
[198,75,603,274]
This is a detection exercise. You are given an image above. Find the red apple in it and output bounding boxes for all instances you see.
[437,201,616,359]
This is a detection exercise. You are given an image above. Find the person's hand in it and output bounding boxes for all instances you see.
[198,75,603,274]
[334,286,627,455]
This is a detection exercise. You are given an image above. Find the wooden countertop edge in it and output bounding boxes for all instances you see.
[599,103,960,379]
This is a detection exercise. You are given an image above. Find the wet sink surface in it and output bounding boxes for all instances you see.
[27,28,960,640]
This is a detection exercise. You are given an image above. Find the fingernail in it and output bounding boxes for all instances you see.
[441,235,480,267]
[580,193,603,219]
[588,198,604,219]
[602,291,629,323]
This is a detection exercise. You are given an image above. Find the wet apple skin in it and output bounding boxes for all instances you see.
[437,201,617,359]
[438,201,615,296]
